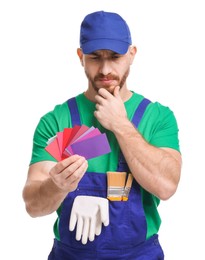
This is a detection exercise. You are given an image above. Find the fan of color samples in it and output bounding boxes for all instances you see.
[45,125,111,161]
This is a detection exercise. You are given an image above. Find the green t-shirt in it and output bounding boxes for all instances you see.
[30,92,180,240]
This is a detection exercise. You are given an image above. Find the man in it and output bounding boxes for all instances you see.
[22,11,182,259]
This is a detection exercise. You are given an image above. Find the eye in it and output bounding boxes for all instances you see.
[112,54,121,59]
[91,56,99,60]
[89,55,100,60]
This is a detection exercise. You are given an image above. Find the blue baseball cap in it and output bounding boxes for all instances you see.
[80,11,132,54]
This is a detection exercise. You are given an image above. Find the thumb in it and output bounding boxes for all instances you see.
[69,211,77,231]
[113,86,121,99]
[99,199,109,226]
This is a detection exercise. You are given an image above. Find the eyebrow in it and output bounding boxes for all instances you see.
[89,51,119,56]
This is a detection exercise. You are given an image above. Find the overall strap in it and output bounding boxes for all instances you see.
[117,98,151,172]
[132,98,151,128]
[67,97,81,126]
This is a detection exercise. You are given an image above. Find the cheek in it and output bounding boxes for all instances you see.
[84,68,94,80]
[117,67,128,79]
[84,63,98,75]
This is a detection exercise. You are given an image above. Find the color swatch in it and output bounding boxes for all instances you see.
[45,125,111,161]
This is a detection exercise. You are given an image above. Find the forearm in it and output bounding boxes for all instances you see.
[113,120,181,200]
[23,178,67,217]
[23,156,88,217]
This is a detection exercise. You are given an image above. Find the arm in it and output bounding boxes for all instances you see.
[94,87,182,200]
[22,155,88,217]
[112,122,181,200]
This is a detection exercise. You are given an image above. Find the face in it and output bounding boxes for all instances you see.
[77,46,136,94]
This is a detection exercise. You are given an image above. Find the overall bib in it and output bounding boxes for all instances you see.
[48,97,164,260]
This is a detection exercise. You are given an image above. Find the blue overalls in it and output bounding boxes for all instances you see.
[48,97,164,260]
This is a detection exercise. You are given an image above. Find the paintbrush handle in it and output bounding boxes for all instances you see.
[122,173,133,201]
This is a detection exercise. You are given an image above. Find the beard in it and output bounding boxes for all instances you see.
[85,68,130,94]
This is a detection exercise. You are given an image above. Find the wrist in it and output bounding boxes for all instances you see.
[46,177,68,198]
[112,119,135,136]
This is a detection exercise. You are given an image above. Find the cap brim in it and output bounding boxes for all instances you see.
[81,39,129,54]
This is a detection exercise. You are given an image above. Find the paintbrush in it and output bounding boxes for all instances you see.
[122,173,133,201]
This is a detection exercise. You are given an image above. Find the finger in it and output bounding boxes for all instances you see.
[50,155,83,177]
[63,157,87,179]
[95,103,101,111]
[56,158,87,184]
[89,214,97,242]
[102,217,109,226]
[82,217,89,245]
[95,94,105,104]
[76,216,83,241]
[50,158,87,191]
[98,88,113,99]
[56,161,87,192]
[99,200,109,226]
[95,210,102,236]
[68,160,88,184]
[69,211,77,231]
[113,86,120,98]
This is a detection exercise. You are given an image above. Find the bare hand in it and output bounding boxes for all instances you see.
[49,155,88,193]
[94,86,128,131]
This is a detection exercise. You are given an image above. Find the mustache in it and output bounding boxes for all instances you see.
[94,74,119,81]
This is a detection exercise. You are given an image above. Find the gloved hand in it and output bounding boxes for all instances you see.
[69,195,109,244]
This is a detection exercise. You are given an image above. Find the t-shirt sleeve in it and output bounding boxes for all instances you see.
[29,114,58,165]
[29,101,71,165]
[145,102,181,152]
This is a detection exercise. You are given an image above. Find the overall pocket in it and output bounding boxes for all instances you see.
[59,172,147,250]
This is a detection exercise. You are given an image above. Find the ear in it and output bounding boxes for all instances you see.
[77,48,84,66]
[129,45,137,65]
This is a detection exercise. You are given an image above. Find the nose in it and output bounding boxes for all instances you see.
[99,60,112,76]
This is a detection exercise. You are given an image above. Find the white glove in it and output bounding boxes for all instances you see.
[69,196,109,244]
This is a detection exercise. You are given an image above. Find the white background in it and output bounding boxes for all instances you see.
[0,0,204,259]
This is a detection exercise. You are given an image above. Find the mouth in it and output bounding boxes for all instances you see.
[93,75,119,93]
[96,77,118,85]
[98,79,115,85]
